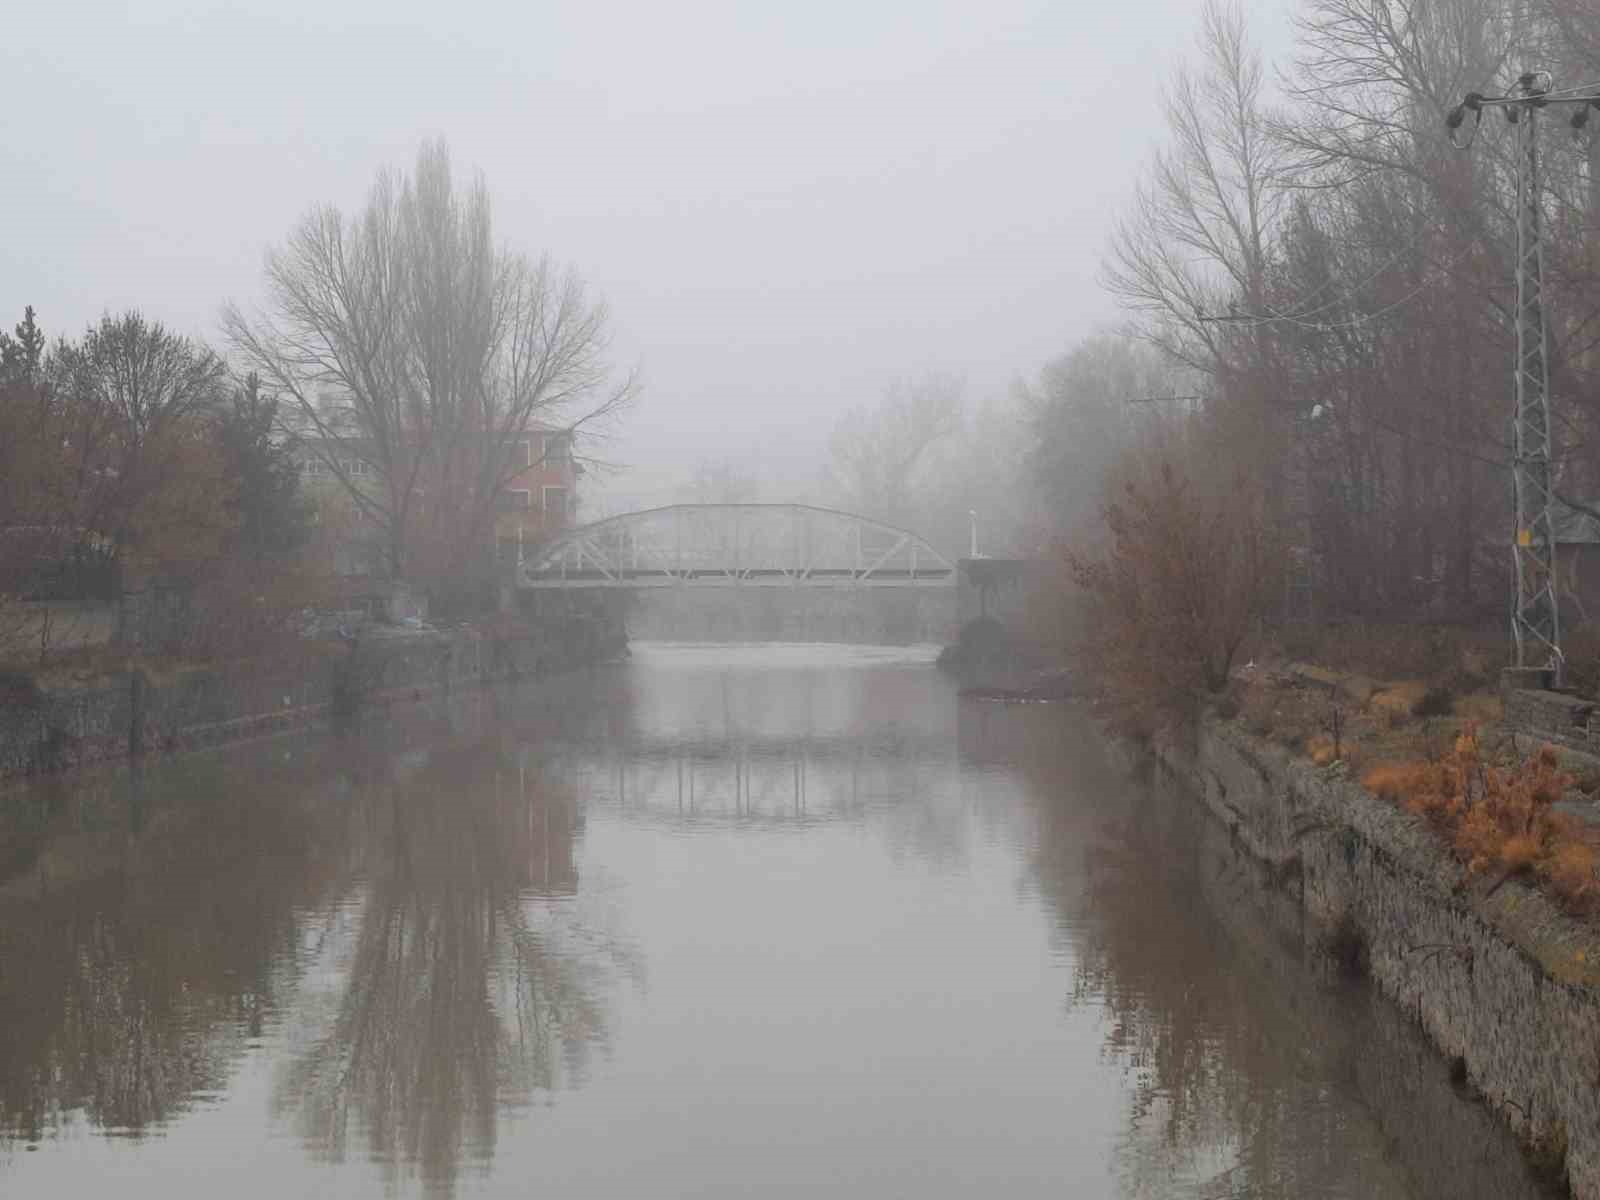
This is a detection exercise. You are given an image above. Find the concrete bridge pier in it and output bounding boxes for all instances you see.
[944,558,1050,690]
[957,558,1030,630]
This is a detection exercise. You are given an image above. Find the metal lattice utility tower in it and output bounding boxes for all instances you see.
[1510,75,1561,684]
[1447,73,1595,686]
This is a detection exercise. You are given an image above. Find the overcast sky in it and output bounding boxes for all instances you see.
[2,0,1296,511]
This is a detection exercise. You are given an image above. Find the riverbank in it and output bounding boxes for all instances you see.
[1143,710,1600,1196]
[0,595,626,780]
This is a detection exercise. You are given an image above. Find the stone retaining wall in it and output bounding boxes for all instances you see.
[1506,687,1600,756]
[0,598,625,780]
[1154,717,1600,1196]
[1133,746,1557,1198]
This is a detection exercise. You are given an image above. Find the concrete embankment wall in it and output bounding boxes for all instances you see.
[0,596,625,780]
[1151,717,1600,1195]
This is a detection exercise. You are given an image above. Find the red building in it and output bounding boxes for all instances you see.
[494,424,582,563]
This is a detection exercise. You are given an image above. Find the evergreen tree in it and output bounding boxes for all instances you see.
[217,374,313,562]
[0,306,46,389]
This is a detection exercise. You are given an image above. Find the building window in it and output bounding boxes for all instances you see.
[304,458,326,477]
[544,434,571,463]
[542,486,570,516]
[514,439,532,468]
[506,489,532,511]
[348,459,371,476]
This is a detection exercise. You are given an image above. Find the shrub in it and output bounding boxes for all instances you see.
[1066,452,1281,733]
[1361,728,1597,909]
[1548,844,1599,906]
[1362,761,1436,805]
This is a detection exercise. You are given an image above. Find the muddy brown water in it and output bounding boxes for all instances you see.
[0,644,1558,1197]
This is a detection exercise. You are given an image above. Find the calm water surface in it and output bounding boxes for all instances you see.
[0,644,1553,1197]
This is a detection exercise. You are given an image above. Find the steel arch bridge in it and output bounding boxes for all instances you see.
[520,503,956,590]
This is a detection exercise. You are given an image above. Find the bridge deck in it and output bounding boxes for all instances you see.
[519,503,958,590]
[522,566,955,589]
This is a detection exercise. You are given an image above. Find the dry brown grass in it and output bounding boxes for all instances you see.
[1370,681,1427,720]
[1238,675,1325,749]
[1268,621,1502,684]
[1234,669,1478,773]
[1233,619,1514,781]
[1225,624,1600,912]
[1306,733,1339,765]
[1454,692,1504,724]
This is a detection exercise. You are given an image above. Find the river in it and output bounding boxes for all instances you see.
[0,643,1557,1198]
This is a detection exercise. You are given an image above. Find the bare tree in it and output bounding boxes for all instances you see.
[1103,0,1286,378]
[1,312,241,652]
[223,139,635,610]
[827,371,963,528]
[1098,0,1307,574]
[1021,334,1190,542]
[913,395,1035,558]
[1279,0,1516,184]
[48,313,234,584]
[1272,0,1553,615]
[1098,0,1537,620]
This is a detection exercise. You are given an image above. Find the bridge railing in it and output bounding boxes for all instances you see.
[520,503,956,590]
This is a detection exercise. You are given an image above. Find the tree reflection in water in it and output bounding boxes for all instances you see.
[275,740,638,1198]
[1000,706,1553,1200]
[0,719,635,1198]
[0,754,344,1142]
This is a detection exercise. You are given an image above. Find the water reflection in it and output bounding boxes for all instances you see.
[0,647,1559,1198]
[275,743,633,1196]
[519,649,983,873]
[0,754,344,1140]
[0,716,632,1196]
[995,705,1555,1200]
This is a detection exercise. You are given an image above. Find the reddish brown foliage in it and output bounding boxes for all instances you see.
[1362,727,1598,909]
[1066,454,1280,733]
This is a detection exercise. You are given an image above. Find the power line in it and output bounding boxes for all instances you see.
[1533,77,1600,101]
[1194,242,1417,329]
[1447,75,1600,149]
[1194,242,1474,333]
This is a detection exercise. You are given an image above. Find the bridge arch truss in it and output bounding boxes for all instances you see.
[520,503,956,589]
